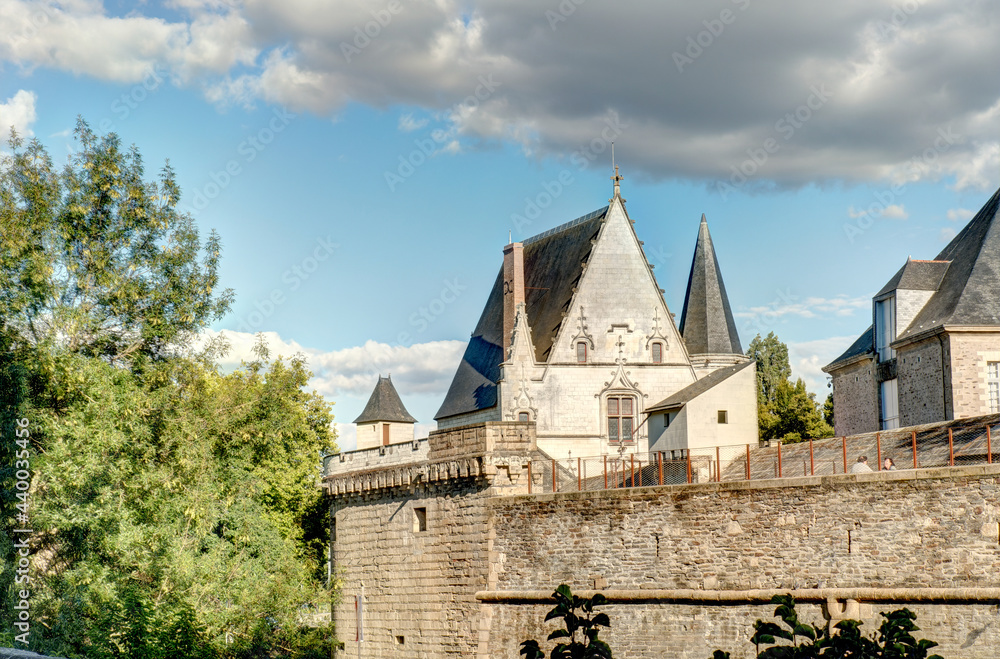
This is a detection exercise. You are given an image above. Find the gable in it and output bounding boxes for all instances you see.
[547,198,691,367]
[435,207,607,420]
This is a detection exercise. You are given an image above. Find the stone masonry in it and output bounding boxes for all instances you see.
[326,420,1000,659]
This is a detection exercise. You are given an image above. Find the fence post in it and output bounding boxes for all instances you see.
[911,431,918,468]
[552,459,557,493]
[876,432,881,471]
[630,453,635,488]
[658,452,664,485]
[777,441,783,478]
[809,438,815,476]
[745,444,751,480]
[578,457,582,491]
[842,436,848,474]
[988,425,993,464]
[603,455,608,490]
[948,428,955,466]
[716,446,722,482]
[686,451,692,484]
[527,461,532,495]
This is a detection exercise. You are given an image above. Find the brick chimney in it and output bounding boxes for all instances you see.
[502,241,525,360]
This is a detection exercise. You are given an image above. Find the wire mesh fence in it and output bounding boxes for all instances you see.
[523,419,1000,495]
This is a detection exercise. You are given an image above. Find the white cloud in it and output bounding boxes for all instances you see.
[787,336,858,399]
[198,329,466,399]
[946,207,974,222]
[939,227,956,243]
[0,89,38,145]
[3,0,1000,189]
[398,113,429,132]
[736,295,869,321]
[848,203,907,220]
[880,204,908,219]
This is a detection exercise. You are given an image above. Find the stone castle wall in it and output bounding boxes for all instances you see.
[327,422,1000,659]
[898,336,949,427]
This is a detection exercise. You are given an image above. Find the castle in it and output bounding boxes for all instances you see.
[323,179,1000,658]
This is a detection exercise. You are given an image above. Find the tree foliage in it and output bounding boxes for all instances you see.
[712,595,944,659]
[1,124,335,657]
[1,119,233,365]
[747,333,833,442]
[521,584,614,659]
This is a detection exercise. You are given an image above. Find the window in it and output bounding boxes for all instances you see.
[875,296,896,361]
[607,396,635,443]
[518,411,529,422]
[718,410,728,424]
[576,342,588,363]
[413,507,427,532]
[880,378,899,430]
[651,342,662,363]
[989,362,1000,413]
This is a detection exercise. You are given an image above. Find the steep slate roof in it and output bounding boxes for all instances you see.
[645,360,755,413]
[824,325,875,372]
[824,185,1000,371]
[353,376,417,424]
[875,258,951,298]
[678,214,742,355]
[895,186,1000,341]
[434,207,608,421]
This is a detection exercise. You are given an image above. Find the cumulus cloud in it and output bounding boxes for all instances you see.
[848,203,907,220]
[736,295,870,321]
[3,0,999,188]
[197,329,466,399]
[0,89,37,145]
[788,336,858,398]
[946,207,974,222]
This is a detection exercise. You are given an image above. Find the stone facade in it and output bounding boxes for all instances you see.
[897,336,949,426]
[830,357,878,436]
[949,331,1000,418]
[326,419,1000,659]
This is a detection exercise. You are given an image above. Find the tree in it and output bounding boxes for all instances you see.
[824,392,834,428]
[0,119,233,366]
[747,333,833,442]
[712,594,943,659]
[2,123,334,657]
[521,585,614,659]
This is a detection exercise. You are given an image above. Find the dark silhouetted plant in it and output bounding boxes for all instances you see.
[520,584,613,659]
[712,594,944,659]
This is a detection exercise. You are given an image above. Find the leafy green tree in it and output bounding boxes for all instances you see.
[2,123,334,657]
[0,119,233,366]
[712,595,944,659]
[521,584,613,659]
[824,393,834,428]
[747,333,833,442]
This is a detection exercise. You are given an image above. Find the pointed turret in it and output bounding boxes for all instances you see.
[354,375,416,449]
[679,215,745,374]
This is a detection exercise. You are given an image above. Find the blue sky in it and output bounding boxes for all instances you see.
[2,0,998,449]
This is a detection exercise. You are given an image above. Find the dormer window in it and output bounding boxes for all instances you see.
[651,342,663,364]
[875,295,896,361]
[577,342,588,363]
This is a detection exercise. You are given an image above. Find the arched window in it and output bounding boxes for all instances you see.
[651,342,663,363]
[607,395,635,443]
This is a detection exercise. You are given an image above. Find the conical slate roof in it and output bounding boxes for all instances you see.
[353,376,417,424]
[678,214,743,355]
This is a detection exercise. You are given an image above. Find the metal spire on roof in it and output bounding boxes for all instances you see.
[610,143,623,199]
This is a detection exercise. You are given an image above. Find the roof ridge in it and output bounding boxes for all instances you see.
[522,206,609,245]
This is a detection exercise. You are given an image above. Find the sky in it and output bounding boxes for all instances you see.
[1,0,998,450]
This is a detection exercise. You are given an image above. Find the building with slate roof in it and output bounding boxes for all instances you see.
[823,186,1000,436]
[354,375,417,450]
[434,172,756,458]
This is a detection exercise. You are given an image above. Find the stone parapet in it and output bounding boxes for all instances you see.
[323,438,429,478]
[428,420,536,460]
